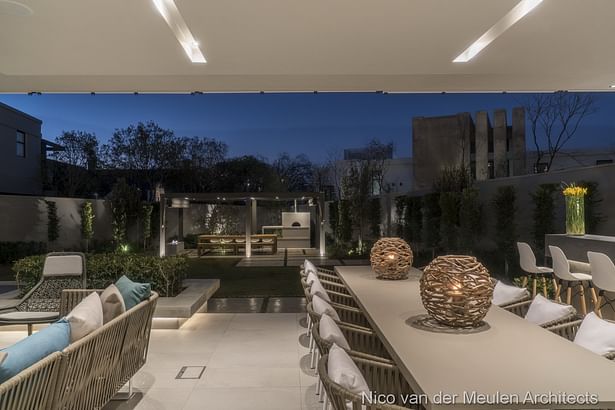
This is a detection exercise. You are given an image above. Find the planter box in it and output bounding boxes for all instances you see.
[153,279,220,329]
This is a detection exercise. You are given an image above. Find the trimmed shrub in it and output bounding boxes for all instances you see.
[439,191,460,251]
[0,242,47,265]
[422,193,441,250]
[13,253,187,297]
[531,184,558,252]
[459,187,482,252]
[493,186,518,277]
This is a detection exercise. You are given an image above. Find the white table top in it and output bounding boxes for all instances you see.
[336,265,615,409]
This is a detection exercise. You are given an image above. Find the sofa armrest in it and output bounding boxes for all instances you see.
[59,289,103,316]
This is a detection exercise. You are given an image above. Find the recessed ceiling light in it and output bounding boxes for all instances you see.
[453,0,543,63]
[152,0,206,64]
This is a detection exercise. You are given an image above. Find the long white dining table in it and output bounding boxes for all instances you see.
[335,265,615,409]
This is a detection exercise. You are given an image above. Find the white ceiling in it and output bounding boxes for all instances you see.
[0,0,614,93]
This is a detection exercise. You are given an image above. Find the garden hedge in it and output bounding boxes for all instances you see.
[13,253,187,297]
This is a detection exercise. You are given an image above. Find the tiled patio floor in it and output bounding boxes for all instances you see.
[99,313,320,410]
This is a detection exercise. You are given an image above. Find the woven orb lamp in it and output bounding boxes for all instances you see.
[420,255,494,328]
[370,238,413,280]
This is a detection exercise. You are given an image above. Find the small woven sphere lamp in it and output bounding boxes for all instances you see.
[370,238,413,280]
[420,255,494,328]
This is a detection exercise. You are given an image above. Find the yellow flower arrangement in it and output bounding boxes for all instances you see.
[562,185,588,197]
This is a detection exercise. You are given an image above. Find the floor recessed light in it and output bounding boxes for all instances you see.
[152,0,206,64]
[453,0,543,63]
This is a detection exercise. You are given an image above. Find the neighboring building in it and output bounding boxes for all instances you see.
[0,102,44,195]
[325,158,413,200]
[527,148,615,173]
[412,107,526,190]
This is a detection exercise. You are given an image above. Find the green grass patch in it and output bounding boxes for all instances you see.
[185,258,303,298]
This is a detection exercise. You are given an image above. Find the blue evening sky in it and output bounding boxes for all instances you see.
[1,92,614,163]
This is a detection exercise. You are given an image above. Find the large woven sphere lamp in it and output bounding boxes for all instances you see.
[370,238,413,280]
[420,255,493,328]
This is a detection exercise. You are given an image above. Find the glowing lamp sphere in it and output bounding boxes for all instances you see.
[420,255,494,328]
[370,238,413,280]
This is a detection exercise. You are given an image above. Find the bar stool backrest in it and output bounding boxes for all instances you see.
[588,252,615,292]
[549,246,576,281]
[518,242,540,273]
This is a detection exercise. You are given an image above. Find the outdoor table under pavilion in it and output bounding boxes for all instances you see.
[158,192,326,258]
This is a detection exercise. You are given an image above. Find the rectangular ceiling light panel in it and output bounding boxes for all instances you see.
[453,0,543,63]
[153,0,206,63]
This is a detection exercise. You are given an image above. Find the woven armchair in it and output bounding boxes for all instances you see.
[503,299,578,328]
[0,252,86,335]
[312,321,390,361]
[548,319,615,360]
[52,289,159,409]
[301,277,357,308]
[307,302,370,330]
[300,265,343,285]
[318,353,414,410]
[0,351,62,410]
[490,278,532,308]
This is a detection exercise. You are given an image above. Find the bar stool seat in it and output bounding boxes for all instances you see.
[549,245,598,316]
[588,252,615,318]
[517,242,555,297]
[570,272,593,282]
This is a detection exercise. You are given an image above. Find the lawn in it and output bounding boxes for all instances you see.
[185,258,303,298]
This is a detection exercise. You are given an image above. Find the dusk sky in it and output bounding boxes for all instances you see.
[1,92,614,163]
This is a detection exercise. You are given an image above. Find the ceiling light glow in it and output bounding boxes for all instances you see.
[152,0,206,63]
[453,0,543,63]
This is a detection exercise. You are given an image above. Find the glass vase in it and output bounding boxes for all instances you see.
[565,196,585,236]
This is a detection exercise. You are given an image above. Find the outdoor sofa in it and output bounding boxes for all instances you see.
[0,288,158,410]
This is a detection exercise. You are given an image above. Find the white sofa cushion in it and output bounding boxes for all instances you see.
[100,284,126,324]
[573,312,615,356]
[319,313,351,350]
[312,295,340,321]
[328,344,370,396]
[310,279,331,302]
[306,271,319,287]
[524,295,575,326]
[492,281,530,306]
[66,292,103,342]
[304,259,317,275]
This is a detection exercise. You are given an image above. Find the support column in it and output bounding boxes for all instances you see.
[251,199,257,234]
[318,196,325,257]
[512,107,527,176]
[177,208,184,241]
[159,196,166,257]
[493,109,508,178]
[475,111,490,181]
[245,200,252,258]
